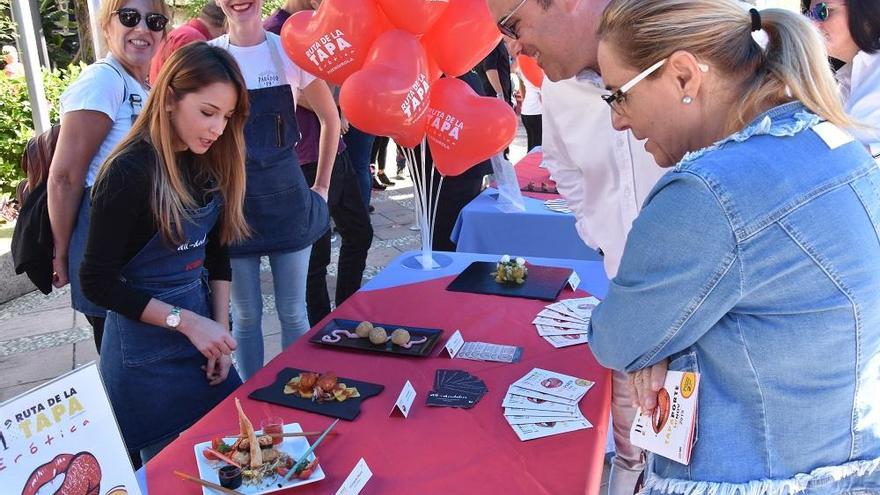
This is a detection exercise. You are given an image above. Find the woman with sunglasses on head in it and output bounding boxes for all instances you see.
[587,0,880,493]
[210,0,339,380]
[48,0,169,352]
[804,0,880,159]
[81,42,249,464]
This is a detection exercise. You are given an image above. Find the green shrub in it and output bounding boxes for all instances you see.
[0,63,83,198]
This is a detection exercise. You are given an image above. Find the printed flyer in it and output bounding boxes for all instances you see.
[629,370,700,465]
[0,362,141,495]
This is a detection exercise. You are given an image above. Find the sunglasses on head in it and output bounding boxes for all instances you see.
[113,7,168,32]
[804,2,831,22]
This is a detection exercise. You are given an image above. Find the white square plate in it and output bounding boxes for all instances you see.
[192,423,326,494]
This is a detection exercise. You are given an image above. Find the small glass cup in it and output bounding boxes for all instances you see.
[260,416,284,445]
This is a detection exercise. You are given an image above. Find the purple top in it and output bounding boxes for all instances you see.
[264,9,345,165]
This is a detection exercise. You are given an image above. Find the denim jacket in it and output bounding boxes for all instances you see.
[587,102,880,494]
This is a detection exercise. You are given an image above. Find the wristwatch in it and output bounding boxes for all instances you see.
[165,306,182,330]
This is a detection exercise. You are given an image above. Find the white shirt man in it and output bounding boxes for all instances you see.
[837,49,880,160]
[542,70,667,279]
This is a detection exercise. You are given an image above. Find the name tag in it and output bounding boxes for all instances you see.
[812,121,854,150]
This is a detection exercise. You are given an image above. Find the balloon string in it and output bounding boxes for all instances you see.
[406,147,419,227]
[406,147,423,233]
[429,175,444,252]
[418,141,430,263]
[419,137,435,251]
[405,146,429,261]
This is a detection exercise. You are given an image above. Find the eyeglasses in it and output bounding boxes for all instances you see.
[113,8,169,32]
[497,0,528,39]
[804,2,832,22]
[601,59,667,113]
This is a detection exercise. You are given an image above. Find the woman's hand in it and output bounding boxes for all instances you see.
[627,359,668,413]
[203,353,234,385]
[52,254,69,288]
[311,184,329,201]
[340,115,350,135]
[179,311,237,360]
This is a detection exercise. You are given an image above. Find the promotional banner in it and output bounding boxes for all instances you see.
[0,363,140,495]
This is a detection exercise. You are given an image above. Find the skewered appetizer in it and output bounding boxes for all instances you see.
[200,398,319,487]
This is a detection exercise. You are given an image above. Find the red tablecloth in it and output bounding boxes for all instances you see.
[145,276,611,494]
[514,152,560,200]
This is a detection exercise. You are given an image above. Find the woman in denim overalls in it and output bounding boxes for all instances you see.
[211,0,340,381]
[81,44,251,464]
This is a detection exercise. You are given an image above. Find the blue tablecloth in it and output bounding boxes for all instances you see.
[451,188,601,261]
[364,250,608,299]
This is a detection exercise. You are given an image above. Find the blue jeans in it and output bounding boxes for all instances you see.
[343,125,375,208]
[230,247,311,380]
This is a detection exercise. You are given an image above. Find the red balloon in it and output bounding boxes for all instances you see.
[426,78,517,176]
[517,55,543,88]
[280,0,388,86]
[421,0,501,77]
[376,0,449,35]
[426,52,443,82]
[339,30,431,148]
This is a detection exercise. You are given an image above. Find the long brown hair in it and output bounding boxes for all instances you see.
[598,0,851,133]
[96,42,250,245]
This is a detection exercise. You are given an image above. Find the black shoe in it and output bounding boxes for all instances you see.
[368,205,375,213]
[377,172,395,186]
[371,176,387,190]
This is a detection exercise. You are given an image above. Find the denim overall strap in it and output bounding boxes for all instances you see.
[227,34,329,257]
[99,194,242,451]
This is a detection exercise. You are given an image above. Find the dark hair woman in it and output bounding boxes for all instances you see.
[81,42,249,464]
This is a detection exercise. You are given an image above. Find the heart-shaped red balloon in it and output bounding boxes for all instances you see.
[426,78,517,176]
[517,55,544,88]
[426,52,443,82]
[421,0,501,77]
[376,0,449,35]
[339,30,431,148]
[280,0,388,86]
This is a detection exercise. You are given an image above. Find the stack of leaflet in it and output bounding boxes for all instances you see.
[503,368,594,441]
[532,296,600,348]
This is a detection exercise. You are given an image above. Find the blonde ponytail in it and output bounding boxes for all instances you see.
[598,0,851,132]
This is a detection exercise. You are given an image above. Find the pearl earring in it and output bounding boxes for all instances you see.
[682,95,693,104]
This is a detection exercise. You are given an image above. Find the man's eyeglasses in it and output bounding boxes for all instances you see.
[601,59,668,113]
[113,7,169,32]
[804,2,832,22]
[498,0,528,39]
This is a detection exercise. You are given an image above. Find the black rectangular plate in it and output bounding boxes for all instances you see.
[309,319,443,357]
[248,367,384,421]
[446,261,572,302]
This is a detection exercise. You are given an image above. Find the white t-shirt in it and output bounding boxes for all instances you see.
[837,49,880,159]
[210,33,316,102]
[60,56,149,187]
[520,76,542,116]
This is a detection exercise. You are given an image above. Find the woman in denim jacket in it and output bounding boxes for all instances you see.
[587,0,880,493]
